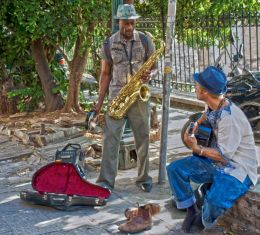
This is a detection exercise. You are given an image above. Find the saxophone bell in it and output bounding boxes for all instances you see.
[129,84,151,102]
[139,84,151,102]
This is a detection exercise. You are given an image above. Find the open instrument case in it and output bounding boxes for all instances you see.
[20,143,110,210]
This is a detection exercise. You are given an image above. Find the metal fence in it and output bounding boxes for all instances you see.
[87,10,260,93]
[151,10,260,92]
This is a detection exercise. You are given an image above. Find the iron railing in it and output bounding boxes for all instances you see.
[87,10,260,94]
[151,10,260,92]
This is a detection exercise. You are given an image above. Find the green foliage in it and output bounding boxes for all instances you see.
[44,0,111,56]
[79,92,91,111]
[0,1,43,112]
[85,24,110,79]
[0,17,43,113]
[7,81,43,112]
[135,0,260,47]
[50,61,68,99]
[172,0,260,47]
[0,0,111,112]
[135,1,165,42]
[1,0,259,113]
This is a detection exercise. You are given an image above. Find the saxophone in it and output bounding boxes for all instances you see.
[108,37,164,120]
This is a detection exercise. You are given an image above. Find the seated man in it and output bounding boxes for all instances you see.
[167,66,258,233]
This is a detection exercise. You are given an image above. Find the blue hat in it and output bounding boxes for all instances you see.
[193,66,227,95]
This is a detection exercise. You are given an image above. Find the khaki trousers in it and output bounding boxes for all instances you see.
[96,100,152,188]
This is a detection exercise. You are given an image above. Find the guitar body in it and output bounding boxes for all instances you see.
[181,112,213,148]
[194,121,213,147]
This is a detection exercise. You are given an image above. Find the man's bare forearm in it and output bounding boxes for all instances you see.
[196,112,207,125]
[192,144,227,164]
[98,74,110,105]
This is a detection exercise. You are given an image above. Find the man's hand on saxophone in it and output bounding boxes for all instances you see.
[141,68,158,83]
[141,69,151,82]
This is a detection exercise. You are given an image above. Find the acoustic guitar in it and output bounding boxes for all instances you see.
[189,120,213,147]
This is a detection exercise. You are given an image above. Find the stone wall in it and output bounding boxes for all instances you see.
[203,183,260,235]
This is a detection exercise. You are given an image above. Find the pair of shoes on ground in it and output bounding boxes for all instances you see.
[124,203,161,220]
[118,203,161,233]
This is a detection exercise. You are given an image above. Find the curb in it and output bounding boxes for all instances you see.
[151,87,205,111]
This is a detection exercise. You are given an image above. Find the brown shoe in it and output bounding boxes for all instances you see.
[119,206,153,233]
[124,203,161,220]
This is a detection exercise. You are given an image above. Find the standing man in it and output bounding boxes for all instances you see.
[167,66,258,232]
[93,4,155,192]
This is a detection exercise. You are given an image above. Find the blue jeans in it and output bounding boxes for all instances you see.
[166,155,252,228]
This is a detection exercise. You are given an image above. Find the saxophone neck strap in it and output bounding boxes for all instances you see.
[122,40,134,75]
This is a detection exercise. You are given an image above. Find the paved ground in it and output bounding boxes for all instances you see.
[0,106,259,235]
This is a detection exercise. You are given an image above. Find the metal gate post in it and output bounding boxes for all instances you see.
[158,0,177,184]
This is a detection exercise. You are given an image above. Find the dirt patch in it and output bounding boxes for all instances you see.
[0,110,86,127]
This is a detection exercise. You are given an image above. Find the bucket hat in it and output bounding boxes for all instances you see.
[193,66,227,95]
[114,4,140,20]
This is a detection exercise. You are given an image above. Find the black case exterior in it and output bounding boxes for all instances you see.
[55,143,85,177]
[20,191,106,210]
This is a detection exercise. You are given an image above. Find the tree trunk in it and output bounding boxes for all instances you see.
[62,36,88,113]
[31,38,63,112]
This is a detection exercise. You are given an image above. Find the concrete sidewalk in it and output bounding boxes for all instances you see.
[0,107,203,235]
[0,105,259,235]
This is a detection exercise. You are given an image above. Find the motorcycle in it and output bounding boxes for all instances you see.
[225,68,260,141]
